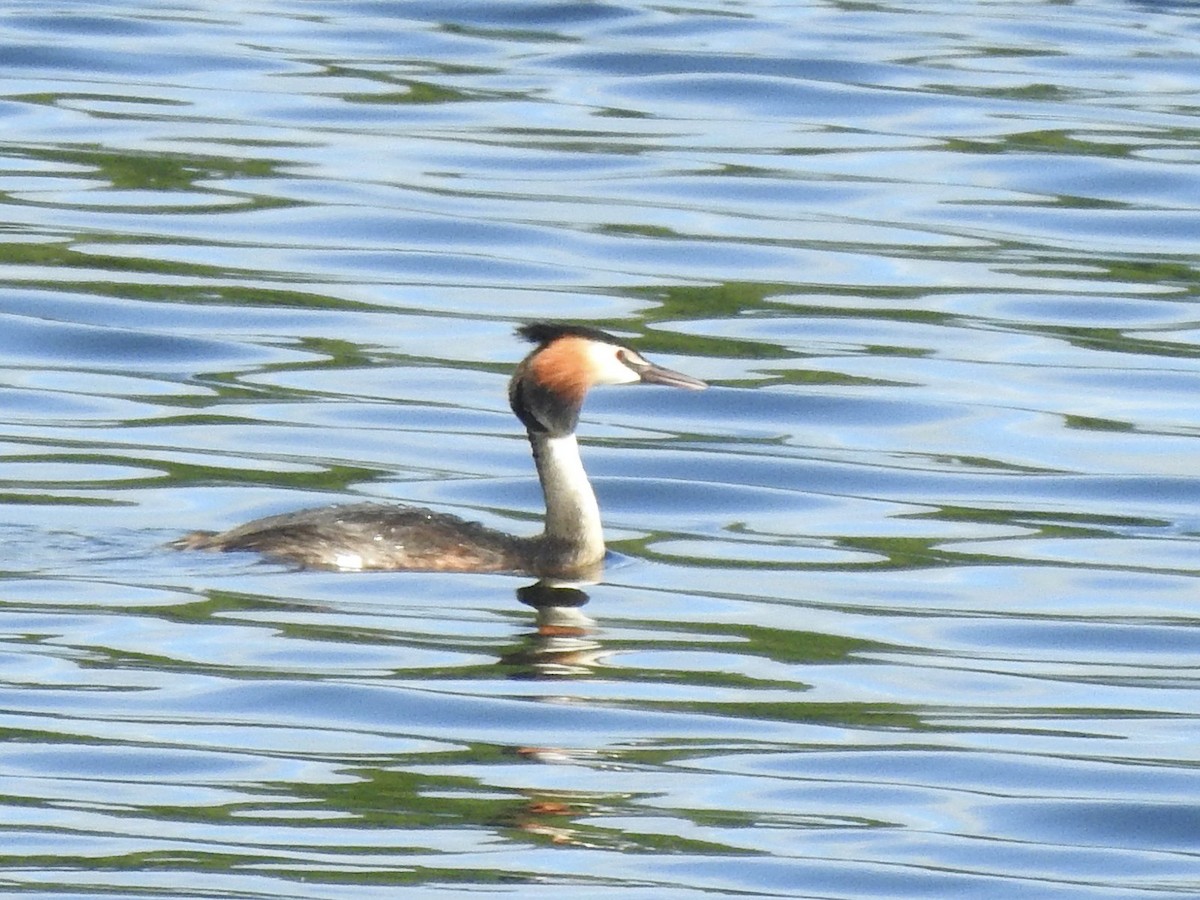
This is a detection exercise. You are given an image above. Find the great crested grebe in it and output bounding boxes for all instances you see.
[174,323,706,576]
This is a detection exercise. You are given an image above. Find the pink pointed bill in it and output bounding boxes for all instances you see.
[636,361,707,390]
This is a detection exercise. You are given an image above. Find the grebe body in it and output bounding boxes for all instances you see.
[175,323,706,576]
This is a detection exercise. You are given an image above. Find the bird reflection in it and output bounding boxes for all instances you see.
[499,580,606,677]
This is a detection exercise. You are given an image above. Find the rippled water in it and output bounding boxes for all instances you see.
[1,1,1198,897]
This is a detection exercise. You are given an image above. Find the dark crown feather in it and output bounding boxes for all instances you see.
[516,322,624,348]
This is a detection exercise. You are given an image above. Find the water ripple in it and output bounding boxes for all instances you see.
[0,1,1197,898]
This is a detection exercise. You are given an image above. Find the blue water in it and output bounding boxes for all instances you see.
[1,1,1198,897]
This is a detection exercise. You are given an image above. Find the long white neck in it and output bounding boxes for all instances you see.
[528,431,605,569]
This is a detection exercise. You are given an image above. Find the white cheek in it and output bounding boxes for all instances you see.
[585,343,639,385]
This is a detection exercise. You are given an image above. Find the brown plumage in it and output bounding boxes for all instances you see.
[174,503,527,572]
[527,336,594,407]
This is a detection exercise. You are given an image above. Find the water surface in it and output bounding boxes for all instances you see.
[1,1,1198,898]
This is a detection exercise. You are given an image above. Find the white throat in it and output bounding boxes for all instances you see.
[530,432,605,566]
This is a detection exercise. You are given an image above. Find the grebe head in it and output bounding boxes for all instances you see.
[509,323,706,436]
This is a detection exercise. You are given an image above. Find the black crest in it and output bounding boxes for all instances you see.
[516,322,624,348]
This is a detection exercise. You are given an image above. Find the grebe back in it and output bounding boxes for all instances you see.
[174,323,706,576]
